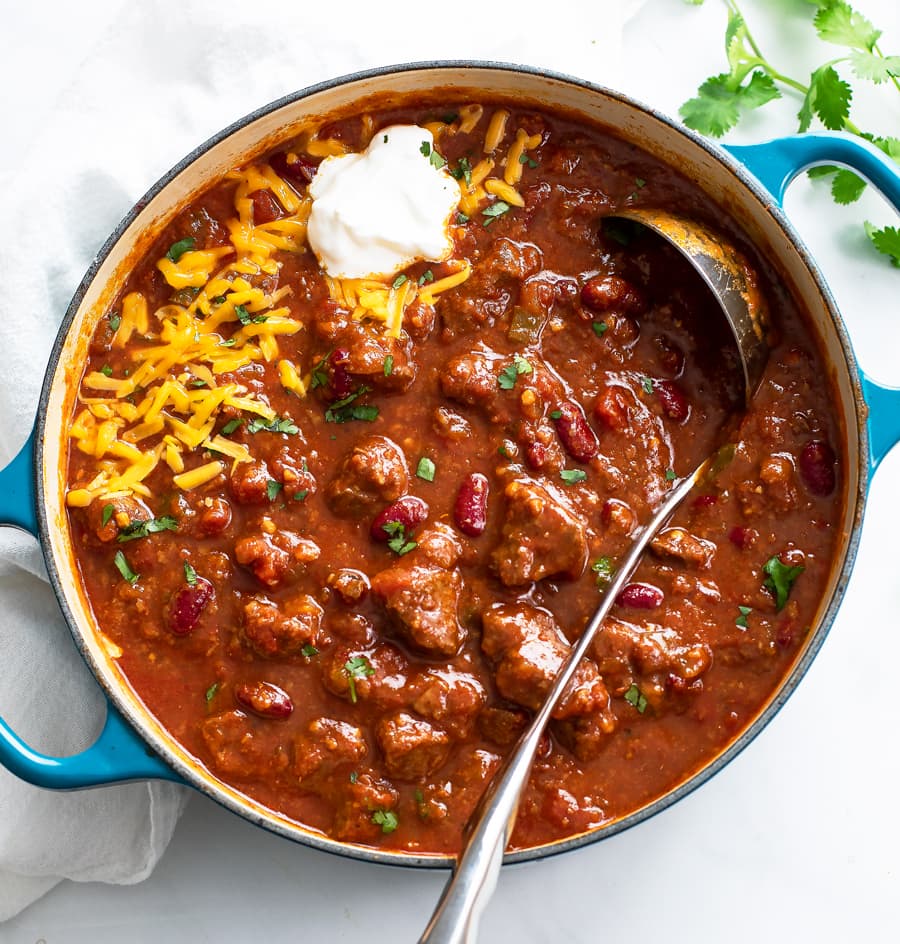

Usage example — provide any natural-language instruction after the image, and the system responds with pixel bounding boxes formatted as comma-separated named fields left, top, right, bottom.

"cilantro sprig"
left=344, top=656, right=375, bottom=704
left=116, top=516, right=178, bottom=543
left=498, top=354, right=533, bottom=390
left=680, top=0, right=900, bottom=267
left=762, top=555, right=805, bottom=611
left=324, top=385, right=379, bottom=424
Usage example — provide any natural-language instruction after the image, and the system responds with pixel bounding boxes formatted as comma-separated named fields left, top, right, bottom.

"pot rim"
left=34, top=59, right=870, bottom=869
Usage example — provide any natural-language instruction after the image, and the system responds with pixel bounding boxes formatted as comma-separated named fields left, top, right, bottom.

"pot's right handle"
left=725, top=132, right=900, bottom=473
left=0, top=431, right=181, bottom=788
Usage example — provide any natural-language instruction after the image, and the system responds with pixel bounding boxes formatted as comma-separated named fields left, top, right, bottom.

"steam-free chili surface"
left=65, top=97, right=842, bottom=854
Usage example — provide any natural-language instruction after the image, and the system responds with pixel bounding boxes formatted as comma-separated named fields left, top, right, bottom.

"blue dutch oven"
left=0, top=63, right=898, bottom=866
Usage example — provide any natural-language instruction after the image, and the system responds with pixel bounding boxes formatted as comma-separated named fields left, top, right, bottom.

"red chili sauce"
left=64, top=97, right=842, bottom=854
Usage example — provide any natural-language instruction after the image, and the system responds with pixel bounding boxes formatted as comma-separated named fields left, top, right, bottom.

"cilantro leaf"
left=762, top=556, right=804, bottom=610
left=814, top=0, right=880, bottom=51
left=344, top=656, right=375, bottom=703
left=205, top=682, right=219, bottom=703
left=324, top=386, right=379, bottom=424
left=371, top=809, right=399, bottom=834
left=309, top=351, right=331, bottom=390
left=247, top=415, right=299, bottom=435
left=864, top=223, right=900, bottom=267
left=449, top=157, right=473, bottom=185
left=560, top=469, right=587, bottom=485
left=220, top=418, right=244, bottom=436
left=116, top=516, right=178, bottom=543
left=624, top=683, right=648, bottom=714
left=382, top=521, right=418, bottom=556
left=798, top=65, right=852, bottom=132
left=740, top=71, right=781, bottom=109
left=266, top=480, right=282, bottom=501
left=831, top=169, right=867, bottom=204
left=679, top=74, right=742, bottom=137
left=235, top=304, right=267, bottom=325
left=429, top=149, right=447, bottom=170
left=392, top=274, right=408, bottom=289
left=101, top=504, right=114, bottom=527
left=301, top=644, right=318, bottom=658
left=383, top=355, right=394, bottom=376
left=592, top=321, right=608, bottom=337
left=497, top=355, right=533, bottom=390
left=114, top=550, right=139, bottom=584
left=735, top=604, right=752, bottom=629
left=641, top=376, right=654, bottom=395
left=416, top=457, right=436, bottom=482
left=166, top=237, right=195, bottom=263
left=184, top=562, right=198, bottom=586
left=592, top=557, right=614, bottom=587
left=482, top=200, right=511, bottom=226
left=849, top=50, right=900, bottom=84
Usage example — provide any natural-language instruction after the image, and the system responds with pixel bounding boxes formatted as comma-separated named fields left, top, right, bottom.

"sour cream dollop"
left=306, top=125, right=460, bottom=280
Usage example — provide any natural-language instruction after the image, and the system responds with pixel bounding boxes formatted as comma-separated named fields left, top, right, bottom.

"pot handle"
left=0, top=430, right=181, bottom=788
left=725, top=132, right=900, bottom=472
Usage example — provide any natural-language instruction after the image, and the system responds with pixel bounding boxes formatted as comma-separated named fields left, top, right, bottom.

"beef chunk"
left=440, top=345, right=503, bottom=410
left=332, top=772, right=399, bottom=843
left=376, top=710, right=451, bottom=779
left=87, top=495, right=151, bottom=543
left=415, top=522, right=464, bottom=569
left=240, top=593, right=323, bottom=658
left=327, top=568, right=370, bottom=604
left=314, top=307, right=415, bottom=392
left=293, top=718, right=367, bottom=783
left=491, top=477, right=588, bottom=586
left=481, top=604, right=610, bottom=722
left=325, top=436, right=409, bottom=517
left=234, top=530, right=320, bottom=586
left=199, top=710, right=278, bottom=779
left=229, top=460, right=272, bottom=505
left=412, top=669, right=486, bottom=739
left=440, top=239, right=542, bottom=335
left=650, top=527, right=716, bottom=569
left=477, top=706, right=529, bottom=747
left=371, top=563, right=465, bottom=657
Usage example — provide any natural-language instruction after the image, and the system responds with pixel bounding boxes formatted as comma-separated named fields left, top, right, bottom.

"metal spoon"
left=418, top=209, right=771, bottom=944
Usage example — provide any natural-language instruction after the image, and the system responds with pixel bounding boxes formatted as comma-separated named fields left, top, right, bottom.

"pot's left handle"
left=725, top=132, right=900, bottom=473
left=0, top=429, right=180, bottom=788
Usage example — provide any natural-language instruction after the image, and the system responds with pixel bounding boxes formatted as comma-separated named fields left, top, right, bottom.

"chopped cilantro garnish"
left=518, top=153, right=539, bottom=168
left=429, top=149, right=447, bottom=170
left=592, top=321, right=608, bottom=337
left=247, top=415, right=299, bottom=435
left=482, top=200, right=511, bottom=226
left=184, top=562, right=198, bottom=586
left=166, top=237, right=196, bottom=263
left=560, top=469, right=587, bottom=485
left=100, top=364, right=113, bottom=377
left=302, top=644, right=319, bottom=658
left=624, top=683, right=648, bottom=714
left=665, top=468, right=677, bottom=482
left=101, top=504, right=114, bottom=528
left=293, top=489, right=309, bottom=502
left=109, top=313, right=121, bottom=331
left=641, top=376, right=654, bottom=395
left=235, top=304, right=267, bottom=325
left=635, top=177, right=646, bottom=188
left=113, top=550, right=139, bottom=584
left=416, top=457, right=436, bottom=482
left=220, top=418, right=243, bottom=436
left=382, top=521, right=418, bottom=556
left=344, top=656, right=375, bottom=703
left=325, top=386, right=379, bottom=424
left=441, top=112, right=458, bottom=124
left=383, top=354, right=394, bottom=377
left=266, top=480, right=283, bottom=501
left=549, top=410, right=562, bottom=420
left=392, top=274, right=408, bottom=289
left=371, top=809, right=398, bottom=834
left=419, top=141, right=431, bottom=157
left=762, top=556, right=804, bottom=611
left=498, top=354, right=533, bottom=390
left=309, top=351, right=331, bottom=390
left=116, top=516, right=178, bottom=543
left=591, top=556, right=614, bottom=587
left=219, top=338, right=237, bottom=347
left=349, top=770, right=359, bottom=784
left=449, top=157, right=473, bottom=186
left=383, top=134, right=388, bottom=143
left=418, top=270, right=434, bottom=286
left=735, top=605, right=752, bottom=629
left=456, top=212, right=469, bottom=224
left=205, top=682, right=219, bottom=703
left=498, top=445, right=510, bottom=459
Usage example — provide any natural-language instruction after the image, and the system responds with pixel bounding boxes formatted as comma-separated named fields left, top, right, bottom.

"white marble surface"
left=2, top=0, right=900, bottom=940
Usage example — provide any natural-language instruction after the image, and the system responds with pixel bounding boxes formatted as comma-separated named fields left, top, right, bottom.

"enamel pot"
left=1, top=62, right=899, bottom=867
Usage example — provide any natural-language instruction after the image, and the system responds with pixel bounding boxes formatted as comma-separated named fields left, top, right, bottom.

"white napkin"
left=0, top=0, right=647, bottom=921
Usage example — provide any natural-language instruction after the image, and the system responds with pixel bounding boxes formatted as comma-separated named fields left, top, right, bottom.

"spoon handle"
left=418, top=458, right=712, bottom=944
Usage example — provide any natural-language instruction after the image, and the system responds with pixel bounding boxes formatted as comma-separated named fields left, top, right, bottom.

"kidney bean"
left=269, top=151, right=318, bottom=185
left=798, top=440, right=836, bottom=496
left=580, top=275, right=644, bottom=314
left=594, top=386, right=630, bottom=431
left=235, top=681, right=294, bottom=719
left=728, top=526, right=759, bottom=551
left=692, top=494, right=718, bottom=510
left=525, top=441, right=551, bottom=470
left=168, top=577, right=214, bottom=636
left=371, top=496, right=430, bottom=542
left=454, top=473, right=490, bottom=536
left=249, top=189, right=283, bottom=225
left=553, top=402, right=599, bottom=462
left=329, top=349, right=354, bottom=399
left=655, top=380, right=689, bottom=423
left=616, top=582, right=663, bottom=609
left=654, top=335, right=684, bottom=377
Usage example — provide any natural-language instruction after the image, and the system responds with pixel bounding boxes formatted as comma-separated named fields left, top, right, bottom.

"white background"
left=2, top=0, right=899, bottom=940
